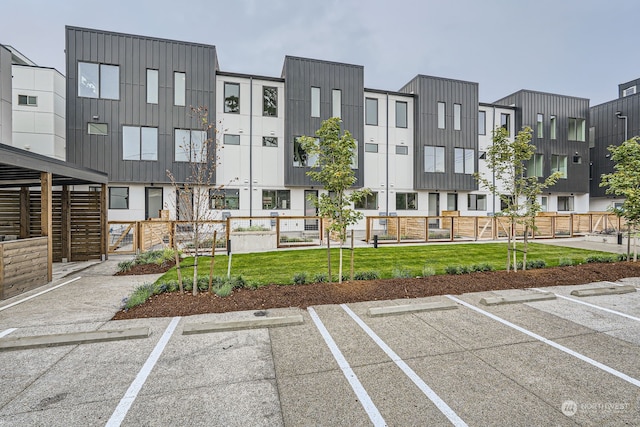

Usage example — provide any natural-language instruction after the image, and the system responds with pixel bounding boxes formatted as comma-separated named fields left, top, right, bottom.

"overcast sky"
left=2, top=0, right=637, bottom=106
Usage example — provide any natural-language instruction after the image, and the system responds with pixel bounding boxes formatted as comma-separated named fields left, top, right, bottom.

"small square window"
left=396, top=146, right=408, bottom=155
left=109, top=187, right=129, bottom=209
left=224, top=134, right=240, bottom=145
left=365, top=143, right=378, bottom=153
left=88, top=123, right=108, bottom=135
left=263, top=136, right=278, bottom=147
left=18, top=95, right=37, bottom=106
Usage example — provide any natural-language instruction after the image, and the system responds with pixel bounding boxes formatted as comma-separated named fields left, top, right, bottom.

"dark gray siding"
left=590, top=94, right=640, bottom=197
left=0, top=46, right=11, bottom=146
left=65, top=27, right=217, bottom=184
left=400, top=75, right=478, bottom=191
left=618, top=78, right=640, bottom=98
left=282, top=56, right=364, bottom=187
left=495, top=90, right=590, bottom=194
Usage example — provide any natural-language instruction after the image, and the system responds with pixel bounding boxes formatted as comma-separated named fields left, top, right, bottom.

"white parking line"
left=0, top=328, right=17, bottom=338
left=446, top=295, right=640, bottom=389
left=531, top=288, right=640, bottom=322
left=341, top=304, right=468, bottom=427
left=106, top=317, right=181, bottom=427
left=307, top=307, right=385, bottom=427
left=0, top=277, right=81, bottom=312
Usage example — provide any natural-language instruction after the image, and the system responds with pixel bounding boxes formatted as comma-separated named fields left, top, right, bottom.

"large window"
left=262, top=190, right=290, bottom=210
left=109, top=187, right=129, bottom=209
left=366, top=98, right=378, bottom=125
left=147, top=69, right=158, bottom=104
left=537, top=113, right=544, bottom=138
left=293, top=137, right=318, bottom=167
left=355, top=192, right=378, bottom=210
left=526, top=154, right=544, bottom=177
left=311, top=87, right=320, bottom=117
left=551, top=154, right=567, bottom=178
left=396, top=192, right=417, bottom=210
left=558, top=196, right=574, bottom=211
left=122, top=126, right=158, bottom=161
left=550, top=115, right=557, bottom=139
left=568, top=118, right=586, bottom=141
left=454, top=148, right=474, bottom=174
left=500, top=113, right=510, bottom=133
left=453, top=103, right=461, bottom=131
left=78, top=62, right=119, bottom=99
left=424, top=146, right=445, bottom=173
left=210, top=189, right=240, bottom=210
left=468, top=194, right=487, bottom=211
left=174, top=72, right=186, bottom=106
left=224, top=82, right=240, bottom=113
left=18, top=95, right=37, bottom=106
left=478, top=110, right=486, bottom=135
left=437, top=102, right=445, bottom=129
left=332, top=89, right=341, bottom=118
left=263, top=86, right=277, bottom=117
left=396, top=101, right=407, bottom=128
left=263, top=136, right=278, bottom=147
left=175, top=129, right=207, bottom=163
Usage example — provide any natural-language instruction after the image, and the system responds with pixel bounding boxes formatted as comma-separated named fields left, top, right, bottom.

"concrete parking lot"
left=0, top=256, right=639, bottom=426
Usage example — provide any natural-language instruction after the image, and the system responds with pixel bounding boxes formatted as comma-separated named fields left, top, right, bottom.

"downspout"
left=386, top=92, right=390, bottom=217
left=492, top=105, right=496, bottom=216
left=249, top=76, right=253, bottom=218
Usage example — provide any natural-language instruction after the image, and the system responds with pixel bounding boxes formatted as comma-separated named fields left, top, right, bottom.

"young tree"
left=476, top=126, right=560, bottom=270
left=600, top=136, right=640, bottom=261
left=299, top=117, right=369, bottom=283
left=167, top=106, right=222, bottom=295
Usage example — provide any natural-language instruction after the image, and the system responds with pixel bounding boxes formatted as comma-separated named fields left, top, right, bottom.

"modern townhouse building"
left=65, top=26, right=599, bottom=230
left=0, top=45, right=65, bottom=160
left=589, top=78, right=640, bottom=211
left=494, top=90, right=591, bottom=213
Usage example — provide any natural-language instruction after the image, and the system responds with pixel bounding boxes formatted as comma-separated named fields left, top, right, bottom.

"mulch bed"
left=114, top=260, right=176, bottom=276
left=112, top=262, right=640, bottom=320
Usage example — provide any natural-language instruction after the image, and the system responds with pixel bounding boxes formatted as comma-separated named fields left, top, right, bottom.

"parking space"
left=0, top=268, right=639, bottom=425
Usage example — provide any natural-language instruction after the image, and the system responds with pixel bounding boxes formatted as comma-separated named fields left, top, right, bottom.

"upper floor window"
left=537, top=113, right=544, bottom=138
left=453, top=103, right=461, bottom=130
left=551, top=154, right=567, bottom=178
left=396, top=101, right=408, bottom=128
left=122, top=126, right=158, bottom=161
left=18, top=95, right=37, bottom=106
left=147, top=69, right=158, bottom=104
left=568, top=118, right=585, bottom=141
left=109, top=187, right=129, bottom=209
left=174, top=72, right=186, bottom=106
left=78, top=62, right=119, bottom=100
left=88, top=123, right=108, bottom=135
left=454, top=148, right=474, bottom=174
left=332, top=89, right=341, bottom=119
left=293, top=137, right=318, bottom=167
left=437, top=102, right=445, bottom=129
left=396, top=145, right=408, bottom=155
left=623, top=86, right=637, bottom=97
left=424, top=145, right=445, bottom=173
left=263, top=86, right=277, bottom=117
left=311, top=87, right=320, bottom=117
left=478, top=110, right=486, bottom=135
left=500, top=113, right=510, bottom=133
left=365, top=143, right=378, bottom=153
left=224, top=134, right=240, bottom=145
left=550, top=115, right=557, bottom=139
left=263, top=136, right=278, bottom=147
left=224, top=82, right=240, bottom=113
left=526, top=154, right=544, bottom=177
left=365, top=98, right=378, bottom=125
left=175, top=129, right=207, bottom=163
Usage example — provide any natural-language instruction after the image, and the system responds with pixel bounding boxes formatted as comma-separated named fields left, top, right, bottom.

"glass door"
left=304, top=190, right=319, bottom=230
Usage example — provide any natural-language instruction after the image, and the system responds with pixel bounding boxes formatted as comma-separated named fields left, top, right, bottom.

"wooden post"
left=61, top=186, right=71, bottom=261
left=100, top=184, right=108, bottom=260
left=19, top=187, right=30, bottom=239
left=40, top=172, right=53, bottom=282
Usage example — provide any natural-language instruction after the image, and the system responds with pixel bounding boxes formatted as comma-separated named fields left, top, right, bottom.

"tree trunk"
left=350, top=230, right=355, bottom=281
left=522, top=225, right=529, bottom=270
left=192, top=223, right=199, bottom=296
left=327, top=229, right=331, bottom=283
left=338, top=243, right=343, bottom=284
left=174, top=237, right=183, bottom=294
left=208, top=230, right=217, bottom=293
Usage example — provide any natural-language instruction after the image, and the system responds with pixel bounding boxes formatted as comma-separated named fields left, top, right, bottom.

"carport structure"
left=0, top=144, right=108, bottom=299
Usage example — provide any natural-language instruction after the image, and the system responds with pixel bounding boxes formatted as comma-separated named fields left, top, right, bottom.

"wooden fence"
left=0, top=237, right=48, bottom=300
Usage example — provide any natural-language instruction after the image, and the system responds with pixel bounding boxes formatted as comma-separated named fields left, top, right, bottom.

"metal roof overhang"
left=0, top=144, right=108, bottom=188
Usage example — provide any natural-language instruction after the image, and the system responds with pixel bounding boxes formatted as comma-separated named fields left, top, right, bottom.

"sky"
left=2, top=0, right=638, bottom=106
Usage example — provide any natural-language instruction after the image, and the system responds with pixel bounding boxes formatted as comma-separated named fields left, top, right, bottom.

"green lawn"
left=156, top=242, right=613, bottom=286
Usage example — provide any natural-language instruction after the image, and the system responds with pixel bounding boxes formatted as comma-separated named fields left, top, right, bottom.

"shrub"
left=246, top=280, right=262, bottom=290
left=354, top=271, right=381, bottom=280
left=516, top=260, right=547, bottom=270
left=617, top=253, right=629, bottom=262
left=233, top=225, right=270, bottom=232
left=123, top=283, right=155, bottom=310
left=558, top=257, right=574, bottom=267
left=292, top=272, right=307, bottom=285
left=585, top=254, right=615, bottom=264
left=214, top=283, right=233, bottom=297
left=117, top=260, right=134, bottom=273
left=233, top=275, right=246, bottom=289
left=445, top=265, right=470, bottom=275
left=392, top=266, right=412, bottom=278
left=421, top=265, right=436, bottom=277
left=313, top=273, right=328, bottom=283
left=471, top=263, right=494, bottom=272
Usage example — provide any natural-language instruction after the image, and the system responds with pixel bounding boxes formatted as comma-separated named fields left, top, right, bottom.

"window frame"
left=109, top=187, right=129, bottom=209
left=568, top=117, right=585, bottom=141
left=537, top=113, right=544, bottom=138
left=18, top=95, right=37, bottom=106
left=551, top=154, right=568, bottom=179
left=262, top=189, right=291, bottom=210
left=454, top=148, right=474, bottom=174
left=550, top=115, right=557, bottom=140
left=365, top=97, right=378, bottom=126
left=453, top=103, right=461, bottom=131
left=526, top=153, right=544, bottom=177
left=122, top=125, right=158, bottom=161
left=147, top=69, right=159, bottom=104
left=78, top=62, right=120, bottom=100
left=468, top=194, right=487, bottom=211
left=396, top=192, right=417, bottom=210
left=223, top=134, right=240, bottom=145
left=174, top=72, right=186, bottom=106
left=88, top=123, right=108, bottom=136
left=224, top=82, right=240, bottom=113
left=209, top=188, right=240, bottom=210
left=355, top=192, right=378, bottom=210
left=262, top=136, right=278, bottom=147
left=332, top=89, right=341, bottom=119
left=311, top=87, right=320, bottom=118
left=437, top=102, right=445, bottom=129
left=424, top=145, right=445, bottom=173
left=500, top=113, right=510, bottom=133
left=396, top=101, right=408, bottom=128
left=263, top=86, right=278, bottom=117
left=478, top=110, right=486, bottom=135
left=174, top=129, right=208, bottom=163
left=557, top=196, right=574, bottom=212
left=396, top=145, right=408, bottom=155
left=365, top=143, right=378, bottom=153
